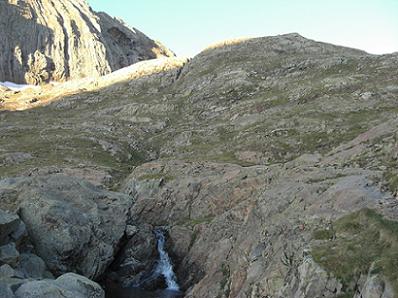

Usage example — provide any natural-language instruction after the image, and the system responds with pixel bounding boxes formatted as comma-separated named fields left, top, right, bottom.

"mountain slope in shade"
left=0, top=0, right=174, bottom=84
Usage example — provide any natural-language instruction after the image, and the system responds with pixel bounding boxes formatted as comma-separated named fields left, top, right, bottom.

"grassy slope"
left=313, top=209, right=398, bottom=297
left=1, top=42, right=398, bottom=185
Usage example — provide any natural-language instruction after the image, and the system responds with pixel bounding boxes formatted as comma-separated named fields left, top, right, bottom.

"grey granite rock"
left=0, top=243, right=19, bottom=267
left=0, top=210, right=20, bottom=246
left=17, top=253, right=49, bottom=279
left=14, top=273, right=104, bottom=298
left=0, top=0, right=173, bottom=84
left=0, top=282, right=15, bottom=298
left=16, top=174, right=132, bottom=279
left=0, top=264, right=19, bottom=279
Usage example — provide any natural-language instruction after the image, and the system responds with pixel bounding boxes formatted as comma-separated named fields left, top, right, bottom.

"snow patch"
left=0, top=81, right=38, bottom=91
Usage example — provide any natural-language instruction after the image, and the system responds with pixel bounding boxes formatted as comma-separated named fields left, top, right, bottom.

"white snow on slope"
left=0, top=81, right=37, bottom=91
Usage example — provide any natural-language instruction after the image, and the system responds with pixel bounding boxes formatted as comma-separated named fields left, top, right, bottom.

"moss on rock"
left=312, top=208, right=398, bottom=295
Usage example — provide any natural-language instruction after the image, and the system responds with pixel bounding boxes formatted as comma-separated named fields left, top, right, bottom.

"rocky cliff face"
left=0, top=0, right=173, bottom=84
left=1, top=34, right=398, bottom=298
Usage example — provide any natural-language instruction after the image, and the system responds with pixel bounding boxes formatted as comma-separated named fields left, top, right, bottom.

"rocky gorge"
left=0, top=2, right=398, bottom=297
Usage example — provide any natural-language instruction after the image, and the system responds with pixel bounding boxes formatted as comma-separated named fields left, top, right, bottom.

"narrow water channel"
left=105, top=228, right=183, bottom=298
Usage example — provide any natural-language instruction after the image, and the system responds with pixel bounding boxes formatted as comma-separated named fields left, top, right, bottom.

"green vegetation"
left=189, top=229, right=199, bottom=249
left=312, top=208, right=398, bottom=296
left=384, top=170, right=398, bottom=195
left=264, top=97, right=289, bottom=109
left=0, top=123, right=137, bottom=183
left=313, top=228, right=335, bottom=240
left=182, top=216, right=215, bottom=227
left=2, top=36, right=398, bottom=190
left=307, top=173, right=347, bottom=184
left=217, top=263, right=231, bottom=298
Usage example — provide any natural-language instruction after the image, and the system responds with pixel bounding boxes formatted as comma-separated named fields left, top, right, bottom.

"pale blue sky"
left=89, top=0, right=398, bottom=57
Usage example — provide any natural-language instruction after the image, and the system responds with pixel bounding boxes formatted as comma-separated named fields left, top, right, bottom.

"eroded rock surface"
left=0, top=174, right=132, bottom=279
left=121, top=157, right=397, bottom=297
left=0, top=207, right=104, bottom=297
left=0, top=0, right=173, bottom=84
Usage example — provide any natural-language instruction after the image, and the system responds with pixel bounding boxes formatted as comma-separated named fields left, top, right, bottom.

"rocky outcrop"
left=355, top=274, right=394, bottom=298
left=14, top=273, right=105, bottom=298
left=0, top=174, right=133, bottom=280
left=0, top=0, right=174, bottom=84
left=285, top=258, right=342, bottom=298
left=106, top=224, right=161, bottom=289
left=121, top=158, right=396, bottom=297
left=0, top=208, right=105, bottom=297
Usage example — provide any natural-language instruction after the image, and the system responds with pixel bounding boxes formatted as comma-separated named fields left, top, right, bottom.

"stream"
left=105, top=228, right=183, bottom=298
left=153, top=228, right=180, bottom=291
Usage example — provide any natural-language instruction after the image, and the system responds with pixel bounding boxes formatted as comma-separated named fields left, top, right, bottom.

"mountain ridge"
left=0, top=0, right=174, bottom=85
left=0, top=32, right=379, bottom=111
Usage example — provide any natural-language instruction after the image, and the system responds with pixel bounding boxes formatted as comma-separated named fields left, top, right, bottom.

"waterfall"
left=154, top=228, right=180, bottom=291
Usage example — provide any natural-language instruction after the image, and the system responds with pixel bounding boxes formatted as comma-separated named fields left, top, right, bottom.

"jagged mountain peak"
left=0, top=0, right=174, bottom=84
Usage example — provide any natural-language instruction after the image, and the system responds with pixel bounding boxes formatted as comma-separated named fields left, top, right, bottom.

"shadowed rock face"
left=0, top=0, right=174, bottom=84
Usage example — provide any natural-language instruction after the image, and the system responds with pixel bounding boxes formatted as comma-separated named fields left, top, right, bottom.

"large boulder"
left=0, top=243, right=19, bottom=267
left=17, top=253, right=50, bottom=279
left=2, top=174, right=132, bottom=279
left=0, top=207, right=104, bottom=298
left=14, top=273, right=104, bottom=298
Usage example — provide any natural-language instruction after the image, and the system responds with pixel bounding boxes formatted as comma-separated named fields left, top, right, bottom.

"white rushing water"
left=154, top=229, right=180, bottom=291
